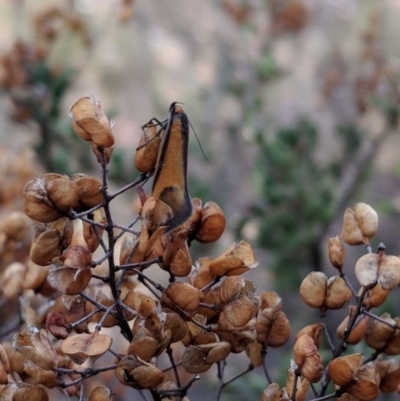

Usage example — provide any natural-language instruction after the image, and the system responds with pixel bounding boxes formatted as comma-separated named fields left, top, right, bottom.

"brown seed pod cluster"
left=2, top=88, right=400, bottom=401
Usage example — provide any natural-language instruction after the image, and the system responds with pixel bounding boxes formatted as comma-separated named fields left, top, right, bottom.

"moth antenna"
left=189, top=119, right=211, bottom=166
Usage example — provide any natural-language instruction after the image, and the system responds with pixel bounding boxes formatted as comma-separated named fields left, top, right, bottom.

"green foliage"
left=242, top=120, right=346, bottom=289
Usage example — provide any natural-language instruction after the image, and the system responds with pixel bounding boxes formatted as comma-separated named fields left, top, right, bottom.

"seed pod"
left=141, top=196, right=173, bottom=233
left=165, top=312, right=188, bottom=343
left=337, top=309, right=369, bottom=345
left=293, top=334, right=324, bottom=383
left=163, top=282, right=204, bottom=316
left=47, top=217, right=74, bottom=250
left=295, top=324, right=324, bottom=348
left=47, top=264, right=92, bottom=295
left=123, top=291, right=157, bottom=319
left=377, top=255, right=400, bottom=290
left=259, top=291, right=282, bottom=311
left=92, top=291, right=118, bottom=327
left=23, top=179, right=62, bottom=223
left=219, top=276, right=254, bottom=304
left=12, top=326, right=57, bottom=370
left=82, top=208, right=105, bottom=252
left=45, top=311, right=69, bottom=339
left=382, top=317, right=400, bottom=355
left=69, top=96, right=115, bottom=148
left=246, top=340, right=263, bottom=367
left=342, top=203, right=378, bottom=245
left=13, top=386, right=49, bottom=401
left=30, top=228, right=62, bottom=266
left=194, top=201, right=226, bottom=243
left=355, top=253, right=400, bottom=290
left=261, top=383, right=281, bottom=401
left=299, top=272, right=327, bottom=308
left=377, top=359, right=400, bottom=393
left=44, top=174, right=80, bottom=212
left=186, top=197, right=203, bottom=234
left=286, top=369, right=310, bottom=401
left=201, top=341, right=231, bottom=363
left=362, top=284, right=390, bottom=309
left=73, top=174, right=103, bottom=209
left=223, top=295, right=257, bottom=327
left=354, top=254, right=378, bottom=289
left=265, top=311, right=290, bottom=347
left=182, top=345, right=212, bottom=373
left=0, top=344, right=10, bottom=384
left=352, top=203, right=378, bottom=239
left=365, top=313, right=396, bottom=350
left=1, top=212, right=31, bottom=241
left=162, top=231, right=192, bottom=277
left=134, top=122, right=163, bottom=173
left=197, top=287, right=221, bottom=321
left=61, top=332, right=113, bottom=365
left=2, top=262, right=26, bottom=299
left=328, top=236, right=345, bottom=271
left=115, top=355, right=164, bottom=389
left=192, top=257, right=214, bottom=289
left=88, top=386, right=114, bottom=401
left=128, top=331, right=159, bottom=361
left=325, top=276, right=352, bottom=309
left=91, top=142, right=114, bottom=164
left=209, top=241, right=258, bottom=277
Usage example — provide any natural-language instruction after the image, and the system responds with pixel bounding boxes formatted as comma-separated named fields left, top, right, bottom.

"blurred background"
left=1, top=0, right=400, bottom=399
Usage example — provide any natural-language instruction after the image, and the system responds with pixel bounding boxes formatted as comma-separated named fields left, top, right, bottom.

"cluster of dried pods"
left=1, top=97, right=399, bottom=401
left=0, top=97, right=288, bottom=401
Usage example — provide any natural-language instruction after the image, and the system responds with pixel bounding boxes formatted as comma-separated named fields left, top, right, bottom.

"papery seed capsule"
left=328, top=236, right=345, bottom=271
left=362, top=284, right=390, bottom=309
left=69, top=96, right=115, bottom=148
left=328, top=353, right=363, bottom=387
left=365, top=313, right=396, bottom=350
left=23, top=179, right=62, bottom=223
left=337, top=312, right=369, bottom=345
left=352, top=202, right=378, bottom=239
left=325, top=276, right=352, bottom=309
left=73, top=174, right=103, bottom=208
left=182, top=345, right=212, bottom=373
left=194, top=201, right=226, bottom=243
left=44, top=174, right=80, bottom=212
left=293, top=334, right=323, bottom=383
left=30, top=229, right=62, bottom=266
left=134, top=122, right=163, bottom=173
left=299, top=272, right=327, bottom=308
left=342, top=207, right=364, bottom=245
left=163, top=282, right=204, bottom=316
left=354, top=254, right=378, bottom=289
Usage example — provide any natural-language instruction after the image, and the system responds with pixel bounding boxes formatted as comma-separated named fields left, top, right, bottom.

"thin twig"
left=309, top=392, right=340, bottom=401
left=108, top=173, right=150, bottom=201
left=260, top=348, right=272, bottom=384
left=99, top=149, right=133, bottom=342
left=340, top=272, right=358, bottom=298
left=319, top=315, right=335, bottom=353
left=80, top=292, right=119, bottom=318
left=222, top=364, right=254, bottom=388
left=361, top=309, right=397, bottom=328
left=156, top=375, right=201, bottom=397
left=291, top=369, right=300, bottom=401
left=67, top=308, right=100, bottom=330
left=112, top=223, right=140, bottom=236
left=95, top=301, right=117, bottom=332
left=166, top=345, right=181, bottom=388
left=214, top=360, right=226, bottom=401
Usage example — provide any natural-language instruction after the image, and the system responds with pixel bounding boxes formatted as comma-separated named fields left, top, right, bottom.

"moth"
left=150, top=102, right=192, bottom=232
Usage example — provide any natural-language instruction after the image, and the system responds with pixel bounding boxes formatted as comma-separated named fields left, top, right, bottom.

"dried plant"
left=0, top=96, right=399, bottom=401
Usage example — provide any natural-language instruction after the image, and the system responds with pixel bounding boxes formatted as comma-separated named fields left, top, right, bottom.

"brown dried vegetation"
left=0, top=95, right=399, bottom=401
